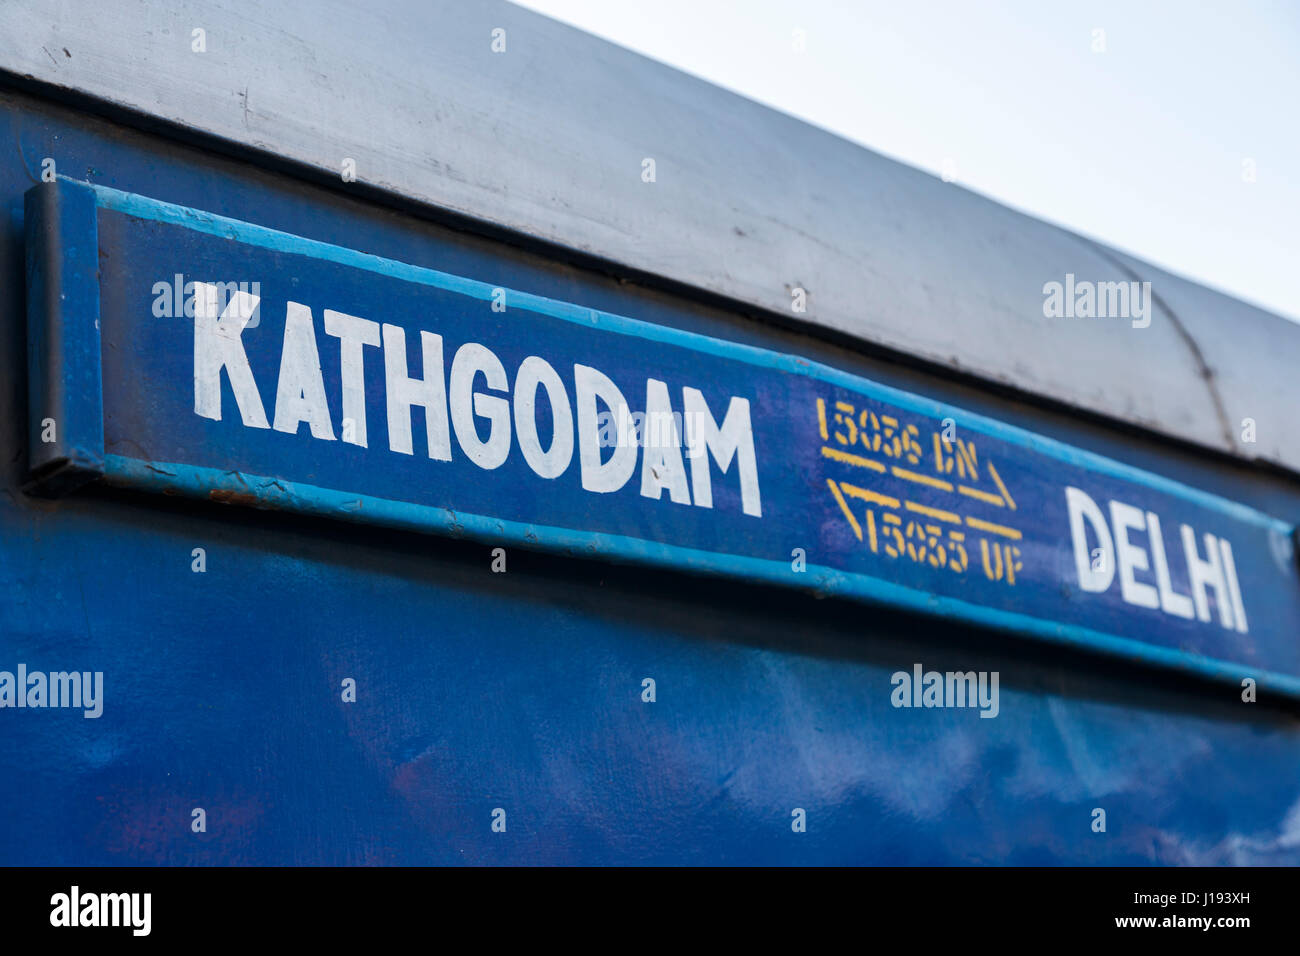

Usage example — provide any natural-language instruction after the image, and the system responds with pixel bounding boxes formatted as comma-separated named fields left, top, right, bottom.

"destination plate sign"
left=25, top=180, right=1300, bottom=695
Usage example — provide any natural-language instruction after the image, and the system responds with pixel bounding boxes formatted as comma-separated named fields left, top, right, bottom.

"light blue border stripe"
left=101, top=455, right=1300, bottom=700
left=85, top=180, right=1291, bottom=534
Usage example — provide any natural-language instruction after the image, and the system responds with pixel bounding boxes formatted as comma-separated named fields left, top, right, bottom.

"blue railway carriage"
left=1, top=1, right=1297, bottom=865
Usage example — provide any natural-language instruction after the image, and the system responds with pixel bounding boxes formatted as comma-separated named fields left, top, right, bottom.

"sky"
left=512, top=0, right=1300, bottom=322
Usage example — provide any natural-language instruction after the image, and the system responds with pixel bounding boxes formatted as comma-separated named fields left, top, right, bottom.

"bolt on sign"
left=25, top=180, right=1300, bottom=697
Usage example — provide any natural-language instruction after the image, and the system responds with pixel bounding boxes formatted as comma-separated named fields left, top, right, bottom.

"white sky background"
left=512, top=0, right=1300, bottom=322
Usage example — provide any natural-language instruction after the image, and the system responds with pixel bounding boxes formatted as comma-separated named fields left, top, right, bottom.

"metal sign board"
left=25, top=180, right=1300, bottom=696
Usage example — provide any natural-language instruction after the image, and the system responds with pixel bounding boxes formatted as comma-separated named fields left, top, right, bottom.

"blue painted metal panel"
left=1, top=90, right=1299, bottom=866
left=2, top=500, right=1296, bottom=866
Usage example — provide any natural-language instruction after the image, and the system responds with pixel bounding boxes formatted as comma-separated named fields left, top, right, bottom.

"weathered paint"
left=1, top=88, right=1299, bottom=865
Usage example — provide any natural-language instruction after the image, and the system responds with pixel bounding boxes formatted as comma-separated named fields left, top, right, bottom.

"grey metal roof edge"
left=2, top=0, right=1295, bottom=475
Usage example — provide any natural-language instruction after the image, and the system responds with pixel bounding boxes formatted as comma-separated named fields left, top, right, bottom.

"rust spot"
left=208, top=489, right=261, bottom=507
